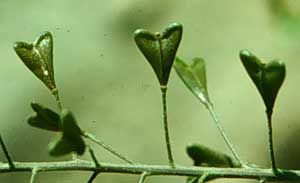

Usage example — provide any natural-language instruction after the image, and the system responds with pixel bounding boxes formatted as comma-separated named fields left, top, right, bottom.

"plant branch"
left=138, top=172, right=149, bottom=183
left=197, top=171, right=209, bottom=183
left=187, top=171, right=209, bottom=183
left=0, top=135, right=15, bottom=169
left=266, top=113, right=278, bottom=173
left=87, top=172, right=100, bottom=183
left=0, top=161, right=299, bottom=181
left=29, top=168, right=38, bottom=183
left=206, top=104, right=245, bottom=167
left=87, top=147, right=101, bottom=183
left=51, top=88, right=62, bottom=111
left=259, top=179, right=266, bottom=183
left=89, top=148, right=101, bottom=167
left=187, top=177, right=198, bottom=183
left=160, top=86, right=175, bottom=168
left=83, top=132, right=134, bottom=164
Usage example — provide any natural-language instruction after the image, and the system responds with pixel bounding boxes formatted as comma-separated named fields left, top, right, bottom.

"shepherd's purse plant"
left=0, top=22, right=299, bottom=183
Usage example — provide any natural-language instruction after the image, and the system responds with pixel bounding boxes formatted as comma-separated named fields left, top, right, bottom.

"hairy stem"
left=160, top=86, right=175, bottom=168
left=0, top=135, right=15, bottom=170
left=267, top=113, right=278, bottom=174
left=83, top=132, right=134, bottom=164
left=206, top=104, right=244, bottom=167
left=0, top=161, right=299, bottom=182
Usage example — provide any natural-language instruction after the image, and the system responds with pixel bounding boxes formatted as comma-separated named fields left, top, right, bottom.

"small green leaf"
left=14, top=32, right=56, bottom=91
left=174, top=57, right=210, bottom=106
left=186, top=144, right=239, bottom=183
left=240, top=50, right=286, bottom=116
left=28, top=102, right=61, bottom=131
left=48, top=109, right=85, bottom=156
left=48, top=136, right=78, bottom=156
left=61, top=110, right=83, bottom=140
left=186, top=144, right=239, bottom=167
left=134, top=22, right=183, bottom=86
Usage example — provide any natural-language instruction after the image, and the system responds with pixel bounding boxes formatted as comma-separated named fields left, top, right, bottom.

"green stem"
left=83, top=132, right=134, bottom=164
left=29, top=168, right=38, bottom=183
left=259, top=179, right=266, bottom=183
left=160, top=86, right=175, bottom=168
left=87, top=147, right=101, bottom=182
left=138, top=172, right=149, bottom=183
left=89, top=147, right=101, bottom=167
left=206, top=104, right=244, bottom=167
left=71, top=153, right=78, bottom=161
left=87, top=172, right=100, bottom=183
left=1, top=161, right=299, bottom=181
left=187, top=177, right=199, bottom=183
left=52, top=88, right=62, bottom=111
left=198, top=171, right=209, bottom=183
left=266, top=113, right=278, bottom=174
left=0, top=135, right=15, bottom=170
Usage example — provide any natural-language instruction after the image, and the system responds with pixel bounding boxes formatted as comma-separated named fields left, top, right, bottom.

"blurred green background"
left=1, top=0, right=300, bottom=182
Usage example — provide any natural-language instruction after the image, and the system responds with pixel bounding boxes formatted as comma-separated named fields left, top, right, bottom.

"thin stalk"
left=160, top=86, right=175, bottom=168
left=72, top=153, right=78, bottom=161
left=0, top=135, right=15, bottom=169
left=52, top=88, right=62, bottom=111
left=29, top=168, right=38, bottom=183
left=138, top=172, right=149, bottom=183
left=259, top=179, right=266, bottom=183
left=87, top=172, right=100, bottom=183
left=206, top=104, right=244, bottom=167
left=187, top=172, right=209, bottom=183
left=89, top=147, right=101, bottom=167
left=83, top=132, right=134, bottom=164
left=87, top=147, right=101, bottom=182
left=198, top=172, right=209, bottom=183
left=266, top=113, right=278, bottom=174
left=187, top=177, right=198, bottom=183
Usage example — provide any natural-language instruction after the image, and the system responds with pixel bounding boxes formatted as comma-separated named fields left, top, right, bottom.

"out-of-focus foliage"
left=268, top=0, right=300, bottom=36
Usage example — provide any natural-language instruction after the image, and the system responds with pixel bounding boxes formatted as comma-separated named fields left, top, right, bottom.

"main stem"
left=0, top=161, right=299, bottom=182
left=206, top=104, right=244, bottom=167
left=160, top=86, right=175, bottom=168
left=266, top=113, right=277, bottom=174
